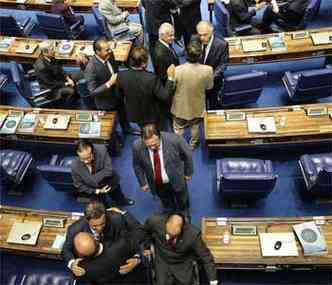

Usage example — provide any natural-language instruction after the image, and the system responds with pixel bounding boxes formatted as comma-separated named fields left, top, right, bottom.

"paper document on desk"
left=7, top=222, right=43, bottom=246
left=44, top=114, right=71, bottom=130
left=268, top=35, right=286, bottom=52
left=241, top=39, right=268, bottom=52
left=15, top=42, right=38, bottom=54
left=79, top=122, right=101, bottom=138
left=247, top=117, right=276, bottom=133
left=259, top=233, right=299, bottom=257
left=57, top=41, right=74, bottom=56
left=76, top=44, right=94, bottom=56
left=17, top=113, right=38, bottom=133
left=52, top=235, right=66, bottom=250
left=0, top=37, right=15, bottom=52
left=311, top=32, right=332, bottom=45
left=16, top=0, right=27, bottom=4
left=0, top=115, right=22, bottom=134
left=293, top=221, right=328, bottom=256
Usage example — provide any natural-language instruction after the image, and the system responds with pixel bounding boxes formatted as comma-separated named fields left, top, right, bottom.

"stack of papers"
left=79, top=122, right=101, bottom=138
left=0, top=114, right=23, bottom=134
left=311, top=32, right=332, bottom=45
left=17, top=113, right=38, bottom=133
left=44, top=114, right=71, bottom=130
left=259, top=233, right=299, bottom=257
left=268, top=35, right=287, bottom=52
left=0, top=38, right=15, bottom=52
left=15, top=42, right=38, bottom=54
left=247, top=117, right=276, bottom=133
left=57, top=41, right=74, bottom=56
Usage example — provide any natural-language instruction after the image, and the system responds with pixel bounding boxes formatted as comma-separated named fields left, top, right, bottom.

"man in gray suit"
left=71, top=140, right=134, bottom=208
left=132, top=124, right=193, bottom=214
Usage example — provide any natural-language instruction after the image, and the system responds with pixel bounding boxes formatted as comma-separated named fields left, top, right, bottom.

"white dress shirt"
left=203, top=34, right=214, bottom=64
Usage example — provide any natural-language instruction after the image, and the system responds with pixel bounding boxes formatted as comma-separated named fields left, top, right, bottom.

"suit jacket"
left=132, top=132, right=193, bottom=195
left=33, top=57, right=67, bottom=91
left=283, top=0, right=309, bottom=24
left=117, top=68, right=175, bottom=125
left=172, top=62, right=213, bottom=120
left=228, top=0, right=255, bottom=28
left=177, top=0, right=202, bottom=34
left=62, top=211, right=145, bottom=264
left=144, top=214, right=217, bottom=284
left=141, top=0, right=177, bottom=36
left=71, top=144, right=118, bottom=195
left=51, top=3, right=77, bottom=26
left=84, top=54, right=119, bottom=110
left=154, top=40, right=179, bottom=84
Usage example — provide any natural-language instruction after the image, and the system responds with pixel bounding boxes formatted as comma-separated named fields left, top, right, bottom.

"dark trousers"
left=53, top=86, right=76, bottom=108
left=155, top=183, right=189, bottom=214
left=148, top=33, right=159, bottom=69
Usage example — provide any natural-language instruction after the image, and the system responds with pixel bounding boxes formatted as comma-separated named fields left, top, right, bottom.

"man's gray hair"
left=158, top=23, right=174, bottom=38
left=196, top=20, right=214, bottom=32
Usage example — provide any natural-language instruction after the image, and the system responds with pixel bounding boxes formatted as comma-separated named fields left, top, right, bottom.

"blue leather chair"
left=0, top=15, right=35, bottom=37
left=219, top=71, right=267, bottom=107
left=216, top=158, right=277, bottom=200
left=36, top=12, right=84, bottom=39
left=299, top=153, right=332, bottom=197
left=37, top=155, right=75, bottom=192
left=0, top=73, right=8, bottom=90
left=214, top=0, right=252, bottom=37
left=282, top=68, right=332, bottom=102
left=92, top=6, right=110, bottom=38
left=9, top=61, right=61, bottom=107
left=0, top=149, right=33, bottom=187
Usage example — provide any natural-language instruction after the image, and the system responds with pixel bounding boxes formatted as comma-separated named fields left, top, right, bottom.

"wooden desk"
left=204, top=103, right=332, bottom=152
left=0, top=0, right=140, bottom=12
left=0, top=205, right=82, bottom=259
left=227, top=27, right=332, bottom=64
left=0, top=37, right=132, bottom=65
left=0, top=105, right=116, bottom=145
left=202, top=216, right=332, bottom=270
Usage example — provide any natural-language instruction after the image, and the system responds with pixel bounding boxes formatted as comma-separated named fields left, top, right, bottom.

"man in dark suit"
left=196, top=21, right=229, bottom=109
left=34, top=41, right=76, bottom=107
left=261, top=0, right=310, bottom=32
left=74, top=232, right=147, bottom=285
left=132, top=124, right=193, bottom=215
left=117, top=47, right=175, bottom=130
left=144, top=212, right=218, bottom=285
left=71, top=140, right=134, bottom=208
left=62, top=202, right=145, bottom=278
left=141, top=0, right=177, bottom=63
left=84, top=37, right=139, bottom=135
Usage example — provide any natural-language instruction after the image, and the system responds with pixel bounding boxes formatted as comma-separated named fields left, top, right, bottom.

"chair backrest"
left=10, top=61, right=33, bottom=99
left=299, top=0, right=321, bottom=28
left=92, top=6, right=109, bottom=38
left=214, top=0, right=231, bottom=37
left=221, top=71, right=267, bottom=106
left=36, top=13, right=69, bottom=38
left=295, top=68, right=332, bottom=99
left=315, top=167, right=332, bottom=194
left=0, top=16, right=23, bottom=37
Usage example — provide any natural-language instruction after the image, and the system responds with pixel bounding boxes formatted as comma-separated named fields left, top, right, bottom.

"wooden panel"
left=0, top=205, right=82, bottom=259
left=0, top=37, right=132, bottom=64
left=202, top=216, right=332, bottom=269
left=0, top=105, right=116, bottom=144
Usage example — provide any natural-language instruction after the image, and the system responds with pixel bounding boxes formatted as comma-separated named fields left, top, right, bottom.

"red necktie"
left=153, top=149, right=163, bottom=186
left=167, top=235, right=177, bottom=250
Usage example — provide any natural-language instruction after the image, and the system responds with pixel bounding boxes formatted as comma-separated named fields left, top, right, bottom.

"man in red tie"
left=132, top=124, right=193, bottom=215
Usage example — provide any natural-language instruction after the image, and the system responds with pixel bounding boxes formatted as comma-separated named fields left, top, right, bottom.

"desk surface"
left=0, top=105, right=116, bottom=144
left=0, top=205, right=81, bottom=259
left=0, top=0, right=140, bottom=12
left=202, top=216, right=332, bottom=269
left=227, top=27, right=332, bottom=64
left=204, top=103, right=332, bottom=150
left=0, top=37, right=132, bottom=64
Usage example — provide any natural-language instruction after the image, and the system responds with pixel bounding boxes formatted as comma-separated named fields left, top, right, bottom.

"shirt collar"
left=95, top=54, right=107, bottom=64
left=96, top=243, right=104, bottom=256
left=159, top=39, right=171, bottom=49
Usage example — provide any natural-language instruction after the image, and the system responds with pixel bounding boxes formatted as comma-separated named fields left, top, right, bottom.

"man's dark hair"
left=76, top=139, right=93, bottom=153
left=84, top=201, right=106, bottom=220
left=186, top=41, right=202, bottom=63
left=93, top=37, right=108, bottom=53
left=142, top=123, right=161, bottom=140
left=130, top=47, right=149, bottom=68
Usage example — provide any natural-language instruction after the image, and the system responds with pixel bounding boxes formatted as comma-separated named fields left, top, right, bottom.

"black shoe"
left=117, top=198, right=135, bottom=206
left=123, top=127, right=141, bottom=136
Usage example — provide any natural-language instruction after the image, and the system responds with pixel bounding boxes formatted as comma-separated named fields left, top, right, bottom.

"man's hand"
left=167, top=64, right=176, bottom=80
left=106, top=73, right=118, bottom=88
left=184, top=176, right=192, bottom=181
left=66, top=77, right=75, bottom=87
left=119, top=258, right=139, bottom=274
left=100, top=185, right=112, bottom=193
left=107, top=207, right=126, bottom=215
left=141, top=185, right=150, bottom=192
left=71, top=259, right=86, bottom=277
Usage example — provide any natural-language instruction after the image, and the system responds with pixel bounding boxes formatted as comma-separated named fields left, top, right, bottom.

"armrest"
left=299, top=155, right=317, bottom=177
left=234, top=24, right=252, bottom=35
left=70, top=20, right=82, bottom=31
left=50, top=155, right=59, bottom=166
left=20, top=17, right=31, bottom=28
left=222, top=173, right=277, bottom=181
left=33, top=89, right=52, bottom=98
left=37, top=164, right=72, bottom=174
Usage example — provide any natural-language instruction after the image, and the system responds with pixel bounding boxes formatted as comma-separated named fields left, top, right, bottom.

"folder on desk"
left=311, top=32, right=332, bottom=45
left=0, top=38, right=15, bottom=52
left=241, top=39, right=268, bottom=52
left=44, top=114, right=71, bottom=130
left=75, top=44, right=94, bottom=56
left=7, top=222, right=42, bottom=246
left=247, top=117, right=276, bottom=133
left=259, top=233, right=299, bottom=257
left=57, top=41, right=74, bottom=56
left=15, top=42, right=38, bottom=54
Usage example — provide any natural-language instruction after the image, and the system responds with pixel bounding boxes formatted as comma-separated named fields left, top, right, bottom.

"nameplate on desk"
left=76, top=112, right=93, bottom=122
left=291, top=31, right=310, bottom=40
left=43, top=217, right=65, bottom=228
left=232, top=225, right=257, bottom=236
left=241, top=39, right=268, bottom=53
left=225, top=112, right=246, bottom=121
left=305, top=107, right=328, bottom=116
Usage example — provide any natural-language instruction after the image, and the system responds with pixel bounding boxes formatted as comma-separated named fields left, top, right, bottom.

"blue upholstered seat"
left=0, top=73, right=8, bottom=90
left=220, top=71, right=267, bottom=107
left=37, top=155, right=75, bottom=192
left=216, top=158, right=277, bottom=200
left=299, top=153, right=332, bottom=197
left=92, top=6, right=110, bottom=38
left=214, top=0, right=252, bottom=37
left=0, top=149, right=33, bottom=186
left=282, top=68, right=332, bottom=102
left=0, top=15, right=35, bottom=37
left=36, top=12, right=84, bottom=39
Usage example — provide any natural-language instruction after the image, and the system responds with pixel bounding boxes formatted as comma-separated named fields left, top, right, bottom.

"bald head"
left=158, top=23, right=175, bottom=45
left=196, top=21, right=214, bottom=45
left=74, top=232, right=98, bottom=257
left=166, top=214, right=185, bottom=237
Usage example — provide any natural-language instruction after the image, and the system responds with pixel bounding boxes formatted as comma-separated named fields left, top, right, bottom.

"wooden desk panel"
left=0, top=37, right=132, bottom=64
left=0, top=0, right=139, bottom=12
left=202, top=216, right=332, bottom=269
left=204, top=103, right=332, bottom=150
left=0, top=205, right=81, bottom=259
left=0, top=105, right=116, bottom=144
